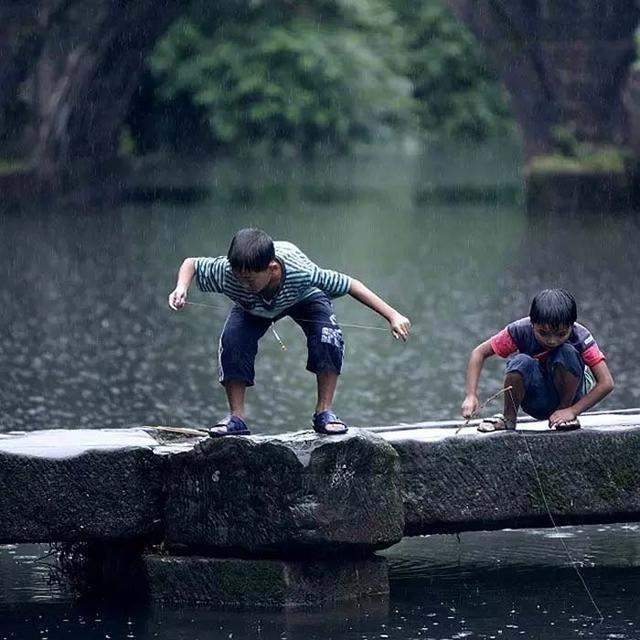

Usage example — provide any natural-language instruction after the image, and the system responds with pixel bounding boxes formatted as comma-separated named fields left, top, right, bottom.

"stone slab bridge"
left=1, top=412, right=639, bottom=608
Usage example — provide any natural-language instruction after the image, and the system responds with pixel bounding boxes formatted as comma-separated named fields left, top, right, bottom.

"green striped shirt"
left=194, top=241, right=352, bottom=318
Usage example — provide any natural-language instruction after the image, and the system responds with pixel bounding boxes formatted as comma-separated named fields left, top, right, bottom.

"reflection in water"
left=1, top=144, right=639, bottom=638
left=1, top=144, right=635, bottom=434
left=2, top=524, right=640, bottom=639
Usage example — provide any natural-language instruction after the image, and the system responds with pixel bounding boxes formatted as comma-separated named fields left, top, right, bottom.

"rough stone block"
left=164, top=429, right=404, bottom=555
left=391, top=427, right=640, bottom=535
left=0, top=430, right=164, bottom=542
left=144, top=555, right=389, bottom=608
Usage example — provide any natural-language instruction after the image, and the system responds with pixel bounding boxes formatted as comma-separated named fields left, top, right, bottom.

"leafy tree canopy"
left=143, top=0, right=512, bottom=154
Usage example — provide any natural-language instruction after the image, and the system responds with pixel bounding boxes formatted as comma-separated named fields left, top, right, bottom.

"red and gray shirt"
left=490, top=317, right=605, bottom=368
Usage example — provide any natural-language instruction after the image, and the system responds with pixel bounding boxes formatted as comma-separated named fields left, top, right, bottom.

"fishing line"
left=183, top=301, right=228, bottom=311
left=184, top=299, right=389, bottom=352
left=504, top=387, right=605, bottom=623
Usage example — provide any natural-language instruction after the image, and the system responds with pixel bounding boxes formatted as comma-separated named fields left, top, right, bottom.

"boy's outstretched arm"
left=462, top=339, right=495, bottom=418
left=168, top=258, right=196, bottom=310
left=347, top=279, right=411, bottom=341
left=548, top=361, right=614, bottom=427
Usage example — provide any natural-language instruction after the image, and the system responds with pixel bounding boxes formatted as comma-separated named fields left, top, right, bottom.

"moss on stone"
left=0, top=159, right=28, bottom=175
left=527, top=146, right=630, bottom=176
left=527, top=468, right=574, bottom=513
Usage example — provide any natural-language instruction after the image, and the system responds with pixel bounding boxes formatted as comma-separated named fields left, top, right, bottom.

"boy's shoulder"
left=274, top=241, right=315, bottom=266
left=195, top=255, right=231, bottom=270
left=505, top=317, right=532, bottom=333
left=572, top=321, right=596, bottom=342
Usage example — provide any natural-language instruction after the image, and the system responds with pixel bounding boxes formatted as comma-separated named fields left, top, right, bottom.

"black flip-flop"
left=207, top=415, right=251, bottom=438
left=312, top=410, right=348, bottom=435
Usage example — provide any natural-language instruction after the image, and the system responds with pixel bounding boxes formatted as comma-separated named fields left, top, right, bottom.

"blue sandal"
left=312, top=410, right=348, bottom=435
left=208, top=415, right=251, bottom=438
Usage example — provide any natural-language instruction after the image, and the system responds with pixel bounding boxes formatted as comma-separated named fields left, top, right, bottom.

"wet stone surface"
left=0, top=429, right=164, bottom=543
left=389, top=420, right=640, bottom=535
left=163, top=429, right=405, bottom=556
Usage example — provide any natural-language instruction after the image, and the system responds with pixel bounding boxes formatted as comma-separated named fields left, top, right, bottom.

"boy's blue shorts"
left=505, top=343, right=587, bottom=420
left=217, top=292, right=344, bottom=386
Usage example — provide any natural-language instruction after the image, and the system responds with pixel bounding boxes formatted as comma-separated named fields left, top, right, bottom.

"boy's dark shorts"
left=505, top=343, right=587, bottom=420
left=218, top=292, right=344, bottom=386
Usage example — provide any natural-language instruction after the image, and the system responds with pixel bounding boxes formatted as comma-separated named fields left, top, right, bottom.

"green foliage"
left=394, top=0, right=512, bottom=140
left=145, top=0, right=513, bottom=154
left=150, top=1, right=413, bottom=152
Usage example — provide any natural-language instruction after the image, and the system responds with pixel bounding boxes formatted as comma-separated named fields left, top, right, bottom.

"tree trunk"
left=445, top=0, right=640, bottom=159
left=28, top=0, right=182, bottom=187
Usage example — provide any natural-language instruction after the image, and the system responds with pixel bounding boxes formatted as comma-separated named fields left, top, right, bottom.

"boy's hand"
left=548, top=407, right=576, bottom=428
left=389, top=313, right=411, bottom=341
left=168, top=286, right=188, bottom=311
left=461, top=394, right=479, bottom=419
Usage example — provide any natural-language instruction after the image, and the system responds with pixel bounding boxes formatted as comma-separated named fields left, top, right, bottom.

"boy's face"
left=532, top=323, right=572, bottom=349
left=233, top=262, right=278, bottom=293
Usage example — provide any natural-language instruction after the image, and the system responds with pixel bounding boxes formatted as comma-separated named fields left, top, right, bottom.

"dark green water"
left=1, top=143, right=639, bottom=638
left=2, top=524, right=640, bottom=639
left=0, top=143, right=636, bottom=432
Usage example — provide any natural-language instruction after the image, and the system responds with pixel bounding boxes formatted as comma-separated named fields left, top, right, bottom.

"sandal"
left=477, top=413, right=515, bottom=433
left=312, top=410, right=348, bottom=435
left=207, top=415, right=251, bottom=438
left=553, top=417, right=581, bottom=431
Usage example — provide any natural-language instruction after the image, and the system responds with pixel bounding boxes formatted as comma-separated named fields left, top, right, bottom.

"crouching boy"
left=169, top=228, right=411, bottom=437
left=461, top=288, right=614, bottom=431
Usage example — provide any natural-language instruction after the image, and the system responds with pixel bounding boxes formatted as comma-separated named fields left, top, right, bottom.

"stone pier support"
left=144, top=555, right=389, bottom=608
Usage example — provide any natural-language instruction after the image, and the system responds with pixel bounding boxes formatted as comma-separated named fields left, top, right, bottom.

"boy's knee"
left=306, top=326, right=344, bottom=375
left=505, top=353, right=536, bottom=378
left=549, top=343, right=582, bottom=378
left=220, top=330, right=257, bottom=353
left=218, top=326, right=261, bottom=387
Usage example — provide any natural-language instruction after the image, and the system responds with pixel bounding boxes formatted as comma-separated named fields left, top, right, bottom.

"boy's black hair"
left=227, top=228, right=275, bottom=272
left=529, top=288, right=577, bottom=328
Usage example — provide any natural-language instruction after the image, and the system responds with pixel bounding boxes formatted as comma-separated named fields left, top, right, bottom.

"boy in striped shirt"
left=461, top=289, right=614, bottom=431
left=169, top=228, right=411, bottom=436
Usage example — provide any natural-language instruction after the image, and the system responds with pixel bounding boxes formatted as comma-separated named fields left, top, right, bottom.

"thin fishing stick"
left=369, top=406, right=640, bottom=434
left=454, top=386, right=514, bottom=434
left=505, top=387, right=605, bottom=622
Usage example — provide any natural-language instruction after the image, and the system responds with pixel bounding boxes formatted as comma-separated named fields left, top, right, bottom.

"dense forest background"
left=2, top=0, right=513, bottom=165
left=3, top=0, right=640, bottom=190
left=131, top=0, right=513, bottom=155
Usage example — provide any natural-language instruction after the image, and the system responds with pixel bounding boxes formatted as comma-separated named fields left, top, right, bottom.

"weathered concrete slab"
left=383, top=416, right=640, bottom=535
left=164, top=429, right=404, bottom=556
left=144, top=555, right=389, bottom=608
left=0, top=429, right=164, bottom=542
